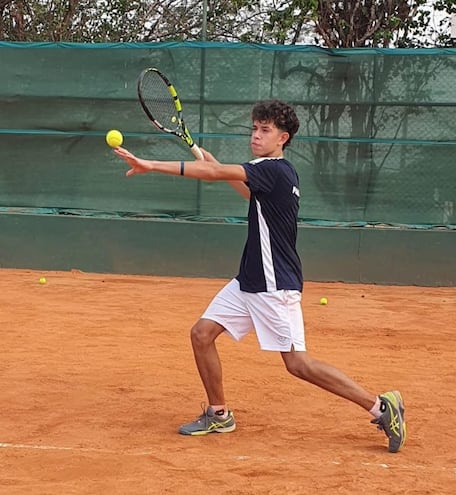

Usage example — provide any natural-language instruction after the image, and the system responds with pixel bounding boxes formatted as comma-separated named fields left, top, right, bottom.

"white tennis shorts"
left=201, top=278, right=306, bottom=352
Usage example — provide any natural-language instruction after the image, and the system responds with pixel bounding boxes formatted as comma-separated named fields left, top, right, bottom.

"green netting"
left=0, top=42, right=455, bottom=228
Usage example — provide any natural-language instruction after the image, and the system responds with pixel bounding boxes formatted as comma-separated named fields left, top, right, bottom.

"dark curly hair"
left=251, top=99, right=300, bottom=149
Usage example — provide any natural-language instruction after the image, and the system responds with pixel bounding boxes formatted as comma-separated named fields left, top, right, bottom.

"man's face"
left=250, top=120, right=289, bottom=158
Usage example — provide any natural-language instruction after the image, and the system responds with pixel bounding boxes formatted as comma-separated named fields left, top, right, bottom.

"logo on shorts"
left=278, top=336, right=289, bottom=344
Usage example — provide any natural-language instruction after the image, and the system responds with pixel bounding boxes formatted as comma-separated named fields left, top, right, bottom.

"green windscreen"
left=0, top=42, right=455, bottom=228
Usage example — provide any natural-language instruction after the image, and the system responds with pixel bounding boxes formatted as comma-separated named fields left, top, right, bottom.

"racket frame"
left=137, top=68, right=203, bottom=160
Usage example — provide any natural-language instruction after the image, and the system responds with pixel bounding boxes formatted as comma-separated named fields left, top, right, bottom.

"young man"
left=114, top=100, right=406, bottom=453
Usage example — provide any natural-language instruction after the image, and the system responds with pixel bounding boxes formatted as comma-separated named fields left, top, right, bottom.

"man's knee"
left=282, top=351, right=313, bottom=379
left=190, top=321, right=208, bottom=346
left=190, top=319, right=223, bottom=347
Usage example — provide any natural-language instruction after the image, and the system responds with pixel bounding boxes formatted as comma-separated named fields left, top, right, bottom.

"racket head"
left=137, top=68, right=181, bottom=133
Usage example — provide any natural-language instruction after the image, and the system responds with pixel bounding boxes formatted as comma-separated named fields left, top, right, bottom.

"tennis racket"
left=137, top=68, right=204, bottom=160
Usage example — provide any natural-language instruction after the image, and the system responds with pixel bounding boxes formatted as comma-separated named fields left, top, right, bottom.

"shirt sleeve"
left=242, top=159, right=279, bottom=194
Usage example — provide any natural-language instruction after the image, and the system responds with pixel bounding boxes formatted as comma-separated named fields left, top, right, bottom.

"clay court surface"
left=0, top=268, right=455, bottom=494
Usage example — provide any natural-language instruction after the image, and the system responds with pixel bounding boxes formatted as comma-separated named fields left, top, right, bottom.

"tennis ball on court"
left=320, top=297, right=328, bottom=305
left=39, top=277, right=47, bottom=285
left=105, top=129, right=123, bottom=148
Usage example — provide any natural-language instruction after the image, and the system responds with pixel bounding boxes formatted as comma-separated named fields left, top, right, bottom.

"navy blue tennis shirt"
left=236, top=157, right=303, bottom=293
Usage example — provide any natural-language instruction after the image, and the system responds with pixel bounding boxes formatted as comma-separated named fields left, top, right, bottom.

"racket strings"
left=140, top=72, right=180, bottom=131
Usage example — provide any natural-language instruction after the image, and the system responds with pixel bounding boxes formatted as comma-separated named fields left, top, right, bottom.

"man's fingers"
left=201, top=148, right=216, bottom=162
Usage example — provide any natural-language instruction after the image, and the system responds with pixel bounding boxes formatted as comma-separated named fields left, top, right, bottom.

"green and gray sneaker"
left=179, top=406, right=236, bottom=436
left=371, top=390, right=406, bottom=453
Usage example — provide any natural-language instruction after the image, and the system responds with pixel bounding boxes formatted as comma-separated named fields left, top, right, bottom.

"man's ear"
left=279, top=131, right=290, bottom=147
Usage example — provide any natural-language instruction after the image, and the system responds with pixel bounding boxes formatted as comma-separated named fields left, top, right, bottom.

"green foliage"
left=313, top=0, right=442, bottom=48
left=1, top=0, right=454, bottom=46
left=0, top=0, right=152, bottom=42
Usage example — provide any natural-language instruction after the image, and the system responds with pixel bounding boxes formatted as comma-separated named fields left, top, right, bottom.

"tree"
left=311, top=0, right=456, bottom=48
left=0, top=0, right=190, bottom=42
left=1, top=1, right=454, bottom=45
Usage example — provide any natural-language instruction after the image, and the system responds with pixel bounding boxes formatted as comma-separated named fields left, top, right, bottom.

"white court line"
left=1, top=442, right=455, bottom=474
left=0, top=442, right=154, bottom=456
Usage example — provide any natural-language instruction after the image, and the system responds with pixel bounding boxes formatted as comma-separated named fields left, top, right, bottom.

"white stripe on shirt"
left=256, top=198, right=276, bottom=291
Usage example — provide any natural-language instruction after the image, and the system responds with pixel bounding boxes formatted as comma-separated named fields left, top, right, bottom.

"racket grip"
left=191, top=144, right=204, bottom=160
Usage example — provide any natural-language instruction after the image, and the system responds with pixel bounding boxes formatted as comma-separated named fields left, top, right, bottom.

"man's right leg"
left=190, top=318, right=227, bottom=406
left=178, top=318, right=236, bottom=435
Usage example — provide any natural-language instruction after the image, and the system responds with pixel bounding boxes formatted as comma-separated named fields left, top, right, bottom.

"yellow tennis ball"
left=320, top=297, right=328, bottom=305
left=39, top=277, right=47, bottom=285
left=171, top=116, right=177, bottom=123
left=106, top=129, right=123, bottom=148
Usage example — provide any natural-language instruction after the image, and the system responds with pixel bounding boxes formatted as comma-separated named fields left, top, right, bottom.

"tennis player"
left=114, top=99, right=406, bottom=453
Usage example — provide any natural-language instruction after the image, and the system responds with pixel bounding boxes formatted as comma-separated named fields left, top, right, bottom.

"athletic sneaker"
left=179, top=405, right=236, bottom=436
left=371, top=390, right=406, bottom=453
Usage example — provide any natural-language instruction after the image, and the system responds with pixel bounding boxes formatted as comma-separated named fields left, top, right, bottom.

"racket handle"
left=191, top=144, right=204, bottom=160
